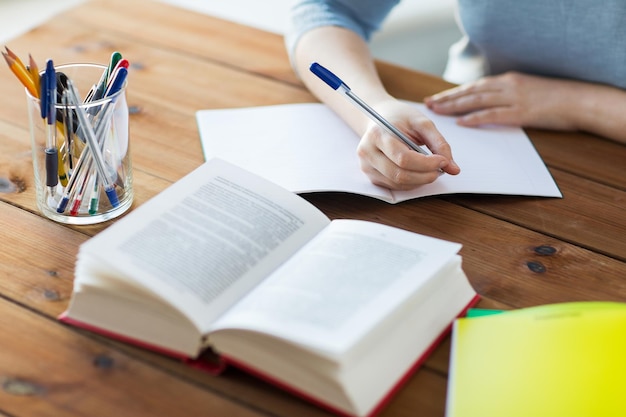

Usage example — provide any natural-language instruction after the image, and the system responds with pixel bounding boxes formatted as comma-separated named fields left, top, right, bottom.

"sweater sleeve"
left=285, top=0, right=400, bottom=68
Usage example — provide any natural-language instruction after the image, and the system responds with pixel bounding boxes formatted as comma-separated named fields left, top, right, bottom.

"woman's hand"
left=356, top=99, right=461, bottom=190
left=425, top=72, right=580, bottom=131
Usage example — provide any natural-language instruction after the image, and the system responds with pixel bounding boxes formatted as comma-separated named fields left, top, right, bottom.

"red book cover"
left=59, top=294, right=480, bottom=417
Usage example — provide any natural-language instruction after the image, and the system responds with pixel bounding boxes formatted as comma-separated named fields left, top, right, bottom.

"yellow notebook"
left=446, top=301, right=626, bottom=417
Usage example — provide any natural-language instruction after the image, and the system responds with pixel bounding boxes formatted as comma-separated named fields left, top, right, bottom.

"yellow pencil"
left=2, top=51, right=38, bottom=97
left=28, top=53, right=41, bottom=97
left=4, top=46, right=27, bottom=72
left=5, top=47, right=40, bottom=94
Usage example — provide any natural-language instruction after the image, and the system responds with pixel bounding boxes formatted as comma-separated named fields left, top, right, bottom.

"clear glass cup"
left=25, top=63, right=133, bottom=225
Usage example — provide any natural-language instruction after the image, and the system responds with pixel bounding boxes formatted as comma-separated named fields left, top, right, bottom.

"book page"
left=210, top=219, right=462, bottom=356
left=197, top=103, right=561, bottom=203
left=78, top=158, right=331, bottom=331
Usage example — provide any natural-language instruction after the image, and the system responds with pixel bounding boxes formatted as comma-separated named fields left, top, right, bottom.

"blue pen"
left=43, top=59, right=59, bottom=196
left=56, top=140, right=91, bottom=213
left=57, top=66, right=128, bottom=213
left=65, top=79, right=120, bottom=208
left=90, top=66, right=127, bottom=126
left=103, top=66, right=127, bottom=99
left=309, top=62, right=430, bottom=156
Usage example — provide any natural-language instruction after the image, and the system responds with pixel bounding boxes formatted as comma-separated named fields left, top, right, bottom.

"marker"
left=65, top=79, right=120, bottom=208
left=88, top=175, right=100, bottom=215
left=92, top=51, right=122, bottom=101
left=103, top=65, right=128, bottom=99
left=69, top=162, right=92, bottom=216
left=56, top=143, right=91, bottom=213
left=56, top=61, right=129, bottom=213
left=61, top=90, right=74, bottom=173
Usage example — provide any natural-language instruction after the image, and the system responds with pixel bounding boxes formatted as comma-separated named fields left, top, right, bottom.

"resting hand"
left=424, top=72, right=580, bottom=131
left=356, top=99, right=461, bottom=190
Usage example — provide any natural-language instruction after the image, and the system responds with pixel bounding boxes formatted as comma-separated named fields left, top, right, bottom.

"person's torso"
left=456, top=0, right=626, bottom=88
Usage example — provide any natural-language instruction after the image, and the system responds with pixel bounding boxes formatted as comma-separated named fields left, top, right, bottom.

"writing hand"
left=356, top=99, right=460, bottom=190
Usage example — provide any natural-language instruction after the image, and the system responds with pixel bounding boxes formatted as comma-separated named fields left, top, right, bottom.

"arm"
left=425, top=72, right=626, bottom=144
left=290, top=26, right=460, bottom=190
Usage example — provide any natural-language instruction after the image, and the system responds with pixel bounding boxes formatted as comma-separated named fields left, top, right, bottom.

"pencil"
left=28, top=53, right=41, bottom=97
left=4, top=46, right=27, bottom=72
left=2, top=51, right=38, bottom=97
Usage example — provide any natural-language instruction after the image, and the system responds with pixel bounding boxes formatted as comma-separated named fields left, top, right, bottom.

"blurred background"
left=0, top=0, right=462, bottom=77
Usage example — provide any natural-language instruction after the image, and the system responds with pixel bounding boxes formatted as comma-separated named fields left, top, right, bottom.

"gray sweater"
left=286, top=0, right=626, bottom=88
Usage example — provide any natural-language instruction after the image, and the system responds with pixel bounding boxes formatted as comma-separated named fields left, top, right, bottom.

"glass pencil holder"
left=26, top=63, right=133, bottom=225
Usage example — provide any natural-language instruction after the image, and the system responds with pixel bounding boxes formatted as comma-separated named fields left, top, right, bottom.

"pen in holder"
left=25, top=62, right=133, bottom=225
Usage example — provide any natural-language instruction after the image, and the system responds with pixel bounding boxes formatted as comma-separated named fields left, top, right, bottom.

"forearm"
left=290, top=24, right=460, bottom=189
left=568, top=82, right=626, bottom=144
left=293, top=26, right=393, bottom=136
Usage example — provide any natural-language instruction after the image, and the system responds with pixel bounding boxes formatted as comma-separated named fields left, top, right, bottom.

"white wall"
left=0, top=0, right=85, bottom=44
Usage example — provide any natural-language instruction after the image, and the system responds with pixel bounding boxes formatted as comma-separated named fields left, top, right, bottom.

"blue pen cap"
left=45, top=59, right=56, bottom=124
left=309, top=62, right=345, bottom=90
left=104, top=67, right=128, bottom=101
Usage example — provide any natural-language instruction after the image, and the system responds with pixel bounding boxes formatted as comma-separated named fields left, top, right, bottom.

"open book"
left=60, top=158, right=478, bottom=417
left=197, top=103, right=562, bottom=203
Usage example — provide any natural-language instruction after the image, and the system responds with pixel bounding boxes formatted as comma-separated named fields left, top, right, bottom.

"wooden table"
left=0, top=0, right=624, bottom=416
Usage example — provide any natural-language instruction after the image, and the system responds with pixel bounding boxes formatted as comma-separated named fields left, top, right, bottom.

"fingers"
left=427, top=91, right=511, bottom=116
left=408, top=117, right=460, bottom=175
left=425, top=77, right=507, bottom=114
left=357, top=121, right=460, bottom=190
left=357, top=145, right=441, bottom=190
left=424, top=73, right=525, bottom=127
left=455, top=106, right=521, bottom=127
